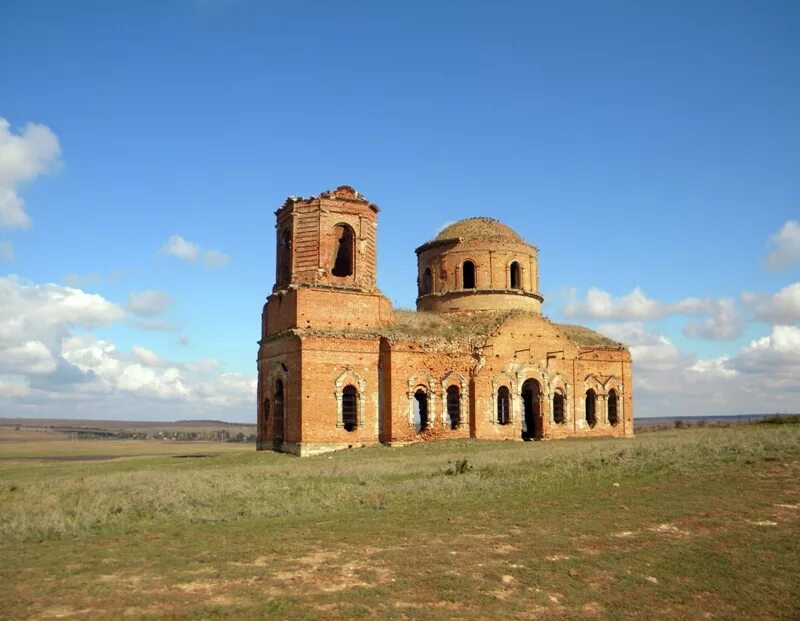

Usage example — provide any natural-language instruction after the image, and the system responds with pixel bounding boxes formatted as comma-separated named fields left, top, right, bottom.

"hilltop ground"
left=1, top=423, right=798, bottom=620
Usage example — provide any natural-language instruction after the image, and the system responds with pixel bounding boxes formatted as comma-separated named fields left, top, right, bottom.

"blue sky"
left=1, top=0, right=799, bottom=421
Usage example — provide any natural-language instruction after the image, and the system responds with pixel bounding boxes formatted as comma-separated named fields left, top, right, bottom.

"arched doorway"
left=521, top=379, right=541, bottom=440
left=413, top=389, right=428, bottom=433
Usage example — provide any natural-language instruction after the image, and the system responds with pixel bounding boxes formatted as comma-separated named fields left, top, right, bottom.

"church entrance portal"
left=521, top=379, right=542, bottom=440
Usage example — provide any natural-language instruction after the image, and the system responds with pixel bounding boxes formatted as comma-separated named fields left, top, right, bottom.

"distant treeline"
left=69, top=429, right=256, bottom=442
left=670, top=414, right=799, bottom=430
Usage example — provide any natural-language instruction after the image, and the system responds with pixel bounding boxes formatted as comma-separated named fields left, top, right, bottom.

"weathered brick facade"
left=257, top=186, right=633, bottom=456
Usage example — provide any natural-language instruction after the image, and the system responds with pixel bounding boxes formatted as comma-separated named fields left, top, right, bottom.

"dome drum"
left=415, top=217, right=541, bottom=314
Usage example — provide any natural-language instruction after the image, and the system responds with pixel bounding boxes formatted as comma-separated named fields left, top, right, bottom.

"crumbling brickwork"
left=258, top=186, right=634, bottom=456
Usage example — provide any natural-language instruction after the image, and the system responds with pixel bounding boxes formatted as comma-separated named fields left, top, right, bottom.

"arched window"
left=497, top=386, right=510, bottom=425
left=509, top=261, right=521, bottom=289
left=608, top=389, right=619, bottom=426
left=413, top=389, right=428, bottom=433
left=585, top=389, right=596, bottom=428
left=274, top=379, right=285, bottom=442
left=421, top=267, right=433, bottom=296
left=342, top=385, right=358, bottom=432
left=331, top=224, right=354, bottom=277
left=553, top=391, right=565, bottom=424
left=446, top=385, right=460, bottom=429
left=462, top=260, right=475, bottom=289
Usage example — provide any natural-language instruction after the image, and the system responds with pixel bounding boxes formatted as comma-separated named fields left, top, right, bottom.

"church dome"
left=435, top=217, right=522, bottom=243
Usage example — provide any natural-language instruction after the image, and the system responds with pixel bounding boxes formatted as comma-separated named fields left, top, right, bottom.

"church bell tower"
left=261, top=186, right=393, bottom=338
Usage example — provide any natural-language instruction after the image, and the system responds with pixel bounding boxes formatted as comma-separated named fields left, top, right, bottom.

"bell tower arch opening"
left=331, top=223, right=355, bottom=277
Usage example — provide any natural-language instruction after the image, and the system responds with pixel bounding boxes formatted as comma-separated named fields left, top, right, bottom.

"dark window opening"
left=521, top=379, right=540, bottom=439
left=497, top=386, right=510, bottom=425
left=274, top=379, right=285, bottom=442
left=332, top=224, right=355, bottom=277
left=553, top=392, right=565, bottom=424
left=510, top=261, right=521, bottom=289
left=608, top=389, right=619, bottom=426
left=446, top=385, right=461, bottom=429
left=421, top=267, right=433, bottom=296
left=278, top=229, right=292, bottom=283
left=462, top=260, right=475, bottom=289
left=342, top=385, right=358, bottom=432
left=585, top=389, right=596, bottom=428
left=413, top=389, right=428, bottom=433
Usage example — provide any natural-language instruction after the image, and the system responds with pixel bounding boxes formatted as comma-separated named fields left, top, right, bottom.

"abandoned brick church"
left=257, top=186, right=633, bottom=456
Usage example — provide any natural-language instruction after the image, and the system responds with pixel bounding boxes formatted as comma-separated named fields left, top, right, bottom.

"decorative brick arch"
left=583, top=374, right=604, bottom=428
left=267, top=361, right=288, bottom=385
left=548, top=373, right=572, bottom=425
left=407, top=372, right=437, bottom=428
left=334, top=368, right=366, bottom=429
left=599, top=376, right=624, bottom=426
left=440, top=370, right=468, bottom=429
left=267, top=362, right=289, bottom=442
left=491, top=372, right=517, bottom=424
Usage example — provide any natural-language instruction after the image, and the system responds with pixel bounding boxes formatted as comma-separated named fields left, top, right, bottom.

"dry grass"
left=1, top=426, right=799, bottom=620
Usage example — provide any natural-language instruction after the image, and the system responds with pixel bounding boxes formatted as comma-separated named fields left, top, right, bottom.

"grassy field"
left=1, top=425, right=798, bottom=620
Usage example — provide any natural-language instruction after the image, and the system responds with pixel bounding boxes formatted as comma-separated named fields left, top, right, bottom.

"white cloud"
left=0, top=118, right=61, bottom=229
left=595, top=322, right=800, bottom=416
left=0, top=241, right=13, bottom=262
left=742, top=282, right=800, bottom=326
left=202, top=248, right=230, bottom=268
left=0, top=340, right=57, bottom=374
left=564, top=287, right=662, bottom=321
left=688, top=356, right=737, bottom=379
left=0, top=276, right=126, bottom=351
left=0, top=276, right=255, bottom=420
left=734, top=326, right=800, bottom=381
left=765, top=220, right=800, bottom=270
left=680, top=299, right=744, bottom=340
left=161, top=234, right=199, bottom=261
left=126, top=290, right=172, bottom=317
left=564, top=287, right=745, bottom=340
left=161, top=234, right=229, bottom=268
left=131, top=345, right=168, bottom=368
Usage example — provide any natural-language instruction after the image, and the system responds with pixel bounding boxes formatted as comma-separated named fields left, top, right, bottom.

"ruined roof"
left=435, top=217, right=522, bottom=243
left=556, top=324, right=626, bottom=349
left=281, top=185, right=379, bottom=212
left=292, top=313, right=627, bottom=352
left=298, top=309, right=521, bottom=351
left=384, top=309, right=518, bottom=344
